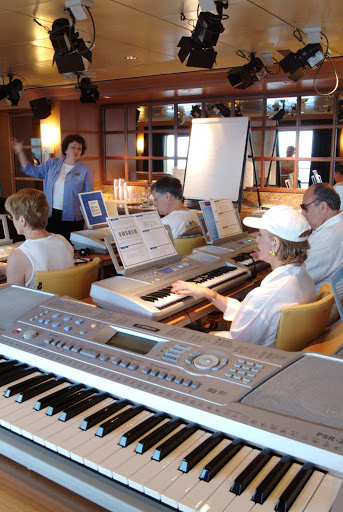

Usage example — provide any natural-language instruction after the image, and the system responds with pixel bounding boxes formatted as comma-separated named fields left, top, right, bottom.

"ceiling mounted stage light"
left=48, top=2, right=95, bottom=76
left=272, top=100, right=287, bottom=124
left=0, top=75, right=24, bottom=106
left=279, top=43, right=324, bottom=82
left=29, top=98, right=52, bottom=119
left=227, top=54, right=266, bottom=89
left=190, top=105, right=202, bottom=118
left=212, top=103, right=231, bottom=117
left=177, top=1, right=228, bottom=69
left=78, top=76, right=99, bottom=103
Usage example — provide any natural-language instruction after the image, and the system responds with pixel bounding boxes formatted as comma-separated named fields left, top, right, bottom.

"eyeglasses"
left=7, top=214, right=13, bottom=221
left=300, top=199, right=319, bottom=211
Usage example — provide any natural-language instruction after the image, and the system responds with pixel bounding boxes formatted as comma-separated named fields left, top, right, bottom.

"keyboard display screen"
left=105, top=331, right=158, bottom=355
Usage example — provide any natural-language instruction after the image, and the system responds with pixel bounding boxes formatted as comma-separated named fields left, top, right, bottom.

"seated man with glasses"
left=301, top=182, right=343, bottom=324
left=0, top=188, right=74, bottom=288
left=151, top=176, right=202, bottom=238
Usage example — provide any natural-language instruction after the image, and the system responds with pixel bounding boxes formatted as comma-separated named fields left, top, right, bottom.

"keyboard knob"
left=23, top=329, right=39, bottom=340
left=193, top=354, right=219, bottom=370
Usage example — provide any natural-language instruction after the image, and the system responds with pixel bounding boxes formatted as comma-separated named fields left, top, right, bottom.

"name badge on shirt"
left=74, top=172, right=80, bottom=176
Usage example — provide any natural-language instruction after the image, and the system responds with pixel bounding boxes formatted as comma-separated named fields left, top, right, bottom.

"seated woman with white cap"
left=171, top=205, right=317, bottom=347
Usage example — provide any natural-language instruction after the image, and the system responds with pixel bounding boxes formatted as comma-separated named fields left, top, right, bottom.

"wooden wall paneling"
left=59, top=102, right=102, bottom=189
left=0, top=112, right=13, bottom=197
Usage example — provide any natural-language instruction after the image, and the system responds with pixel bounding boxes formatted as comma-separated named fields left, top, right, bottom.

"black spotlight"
left=49, top=16, right=92, bottom=74
left=279, top=43, right=324, bottom=82
left=79, top=77, right=99, bottom=103
left=227, top=54, right=266, bottom=89
left=29, top=98, right=52, bottom=119
left=177, top=1, right=228, bottom=69
left=273, top=107, right=287, bottom=123
left=190, top=105, right=202, bottom=118
left=0, top=77, right=24, bottom=106
left=212, top=103, right=231, bottom=117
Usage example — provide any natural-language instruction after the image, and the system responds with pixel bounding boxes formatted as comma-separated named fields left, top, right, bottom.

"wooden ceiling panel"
left=0, top=0, right=342, bottom=108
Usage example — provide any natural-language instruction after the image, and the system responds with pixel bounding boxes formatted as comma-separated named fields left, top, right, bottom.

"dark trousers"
left=47, top=208, right=84, bottom=241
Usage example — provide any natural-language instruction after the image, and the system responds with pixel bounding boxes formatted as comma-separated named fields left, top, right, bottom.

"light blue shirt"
left=21, top=158, right=94, bottom=221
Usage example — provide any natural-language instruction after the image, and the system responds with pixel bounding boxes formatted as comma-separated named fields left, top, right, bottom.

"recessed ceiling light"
left=103, top=96, right=111, bottom=99
left=125, top=55, right=137, bottom=60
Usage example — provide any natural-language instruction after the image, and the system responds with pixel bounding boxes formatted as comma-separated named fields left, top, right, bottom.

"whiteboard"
left=183, top=117, right=250, bottom=201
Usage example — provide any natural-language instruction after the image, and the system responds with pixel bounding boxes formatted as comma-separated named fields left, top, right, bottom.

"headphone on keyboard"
left=79, top=248, right=91, bottom=257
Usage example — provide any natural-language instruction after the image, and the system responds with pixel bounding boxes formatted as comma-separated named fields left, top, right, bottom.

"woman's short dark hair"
left=312, top=183, right=340, bottom=211
left=61, top=135, right=87, bottom=156
left=151, top=176, right=183, bottom=200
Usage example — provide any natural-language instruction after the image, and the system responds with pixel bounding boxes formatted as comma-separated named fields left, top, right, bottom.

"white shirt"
left=17, top=234, right=74, bottom=288
left=334, top=183, right=343, bottom=209
left=52, top=162, right=74, bottom=210
left=305, top=211, right=343, bottom=324
left=161, top=210, right=201, bottom=238
left=217, top=264, right=317, bottom=347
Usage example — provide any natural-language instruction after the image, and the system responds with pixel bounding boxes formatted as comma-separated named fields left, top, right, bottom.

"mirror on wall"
left=152, top=105, right=174, bottom=128
left=300, top=96, right=334, bottom=125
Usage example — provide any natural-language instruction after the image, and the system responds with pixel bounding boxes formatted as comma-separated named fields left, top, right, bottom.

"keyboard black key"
left=80, top=399, right=130, bottom=431
left=152, top=424, right=198, bottom=461
left=253, top=454, right=293, bottom=504
left=0, top=364, right=30, bottom=386
left=59, top=392, right=109, bottom=421
left=179, top=432, right=225, bottom=473
left=96, top=405, right=145, bottom=437
left=34, top=383, right=83, bottom=411
left=231, top=448, right=273, bottom=495
left=119, top=412, right=168, bottom=447
left=275, top=462, right=315, bottom=512
left=0, top=359, right=19, bottom=372
left=17, top=378, right=68, bottom=403
left=0, top=367, right=38, bottom=388
left=4, top=372, right=53, bottom=398
left=135, top=418, right=184, bottom=454
left=200, top=438, right=243, bottom=482
left=46, top=388, right=97, bottom=416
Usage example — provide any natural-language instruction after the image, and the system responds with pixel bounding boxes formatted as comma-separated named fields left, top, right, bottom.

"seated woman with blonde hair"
left=171, top=205, right=317, bottom=347
left=0, top=188, right=74, bottom=288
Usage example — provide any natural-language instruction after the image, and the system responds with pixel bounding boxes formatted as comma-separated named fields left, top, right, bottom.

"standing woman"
left=12, top=134, right=94, bottom=240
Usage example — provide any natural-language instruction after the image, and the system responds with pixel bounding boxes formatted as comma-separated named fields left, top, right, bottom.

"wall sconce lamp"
left=137, top=135, right=144, bottom=155
left=41, top=123, right=59, bottom=162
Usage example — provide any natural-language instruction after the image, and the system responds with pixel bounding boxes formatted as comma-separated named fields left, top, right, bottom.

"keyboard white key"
left=145, top=432, right=214, bottom=501
left=303, top=474, right=343, bottom=511
left=251, top=462, right=302, bottom=512
left=179, top=446, right=254, bottom=512
left=224, top=455, right=281, bottom=512
left=287, top=470, right=324, bottom=512
left=130, top=427, right=205, bottom=492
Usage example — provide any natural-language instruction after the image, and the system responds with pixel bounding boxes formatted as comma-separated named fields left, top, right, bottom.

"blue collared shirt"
left=21, top=158, right=94, bottom=221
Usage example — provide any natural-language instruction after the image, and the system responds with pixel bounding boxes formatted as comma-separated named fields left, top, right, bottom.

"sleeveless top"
left=16, top=234, right=74, bottom=288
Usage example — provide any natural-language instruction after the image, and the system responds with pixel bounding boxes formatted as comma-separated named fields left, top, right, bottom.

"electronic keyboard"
left=0, top=292, right=342, bottom=512
left=90, top=251, right=251, bottom=320
left=194, top=233, right=269, bottom=272
left=70, top=227, right=112, bottom=253
left=0, top=241, right=22, bottom=262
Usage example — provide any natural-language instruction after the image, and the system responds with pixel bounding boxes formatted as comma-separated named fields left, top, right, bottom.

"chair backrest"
left=35, top=257, right=100, bottom=300
left=330, top=266, right=343, bottom=322
left=173, top=236, right=206, bottom=257
left=274, top=283, right=335, bottom=352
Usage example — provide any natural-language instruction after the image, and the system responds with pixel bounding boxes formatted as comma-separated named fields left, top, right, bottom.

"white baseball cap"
left=243, top=205, right=311, bottom=242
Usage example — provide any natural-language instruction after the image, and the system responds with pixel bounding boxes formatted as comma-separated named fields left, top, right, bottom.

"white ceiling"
left=0, top=0, right=342, bottom=98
